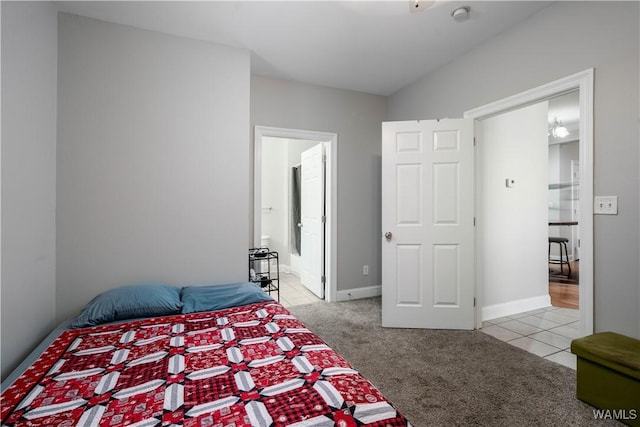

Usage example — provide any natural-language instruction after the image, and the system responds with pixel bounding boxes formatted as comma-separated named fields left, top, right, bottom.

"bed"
left=1, top=282, right=411, bottom=426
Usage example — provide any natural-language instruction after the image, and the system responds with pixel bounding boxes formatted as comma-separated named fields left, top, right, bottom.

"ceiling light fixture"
left=549, top=117, right=570, bottom=139
left=451, top=6, right=470, bottom=22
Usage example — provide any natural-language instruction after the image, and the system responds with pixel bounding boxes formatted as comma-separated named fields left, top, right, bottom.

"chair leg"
left=559, top=242, right=564, bottom=275
left=563, top=242, right=571, bottom=277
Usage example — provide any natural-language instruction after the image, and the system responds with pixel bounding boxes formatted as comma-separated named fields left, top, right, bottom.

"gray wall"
left=56, top=14, right=251, bottom=321
left=251, top=77, right=387, bottom=292
left=1, top=1, right=58, bottom=380
left=388, top=1, right=640, bottom=337
left=480, top=102, right=549, bottom=315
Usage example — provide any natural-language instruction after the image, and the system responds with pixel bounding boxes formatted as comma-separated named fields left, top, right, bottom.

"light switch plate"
left=594, top=196, right=618, bottom=215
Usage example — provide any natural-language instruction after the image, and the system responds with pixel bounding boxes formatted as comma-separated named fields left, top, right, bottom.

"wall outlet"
left=363, top=265, right=369, bottom=275
left=594, top=196, right=618, bottom=215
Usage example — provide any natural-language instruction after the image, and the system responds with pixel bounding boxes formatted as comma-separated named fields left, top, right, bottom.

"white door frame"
left=465, top=68, right=594, bottom=337
left=254, top=126, right=338, bottom=303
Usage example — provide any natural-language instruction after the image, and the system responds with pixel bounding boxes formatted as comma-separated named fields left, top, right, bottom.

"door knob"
left=384, top=231, right=392, bottom=240
left=298, top=223, right=303, bottom=228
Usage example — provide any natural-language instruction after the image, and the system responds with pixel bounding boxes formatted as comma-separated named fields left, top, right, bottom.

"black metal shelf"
left=248, top=248, right=279, bottom=301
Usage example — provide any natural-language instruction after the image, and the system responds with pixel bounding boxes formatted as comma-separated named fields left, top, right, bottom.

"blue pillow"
left=180, top=282, right=274, bottom=314
left=70, top=284, right=183, bottom=328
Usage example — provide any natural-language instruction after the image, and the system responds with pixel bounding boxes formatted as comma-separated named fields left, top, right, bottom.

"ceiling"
left=55, top=1, right=554, bottom=96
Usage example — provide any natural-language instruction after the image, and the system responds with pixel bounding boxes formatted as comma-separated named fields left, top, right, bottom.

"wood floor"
left=549, top=260, right=579, bottom=309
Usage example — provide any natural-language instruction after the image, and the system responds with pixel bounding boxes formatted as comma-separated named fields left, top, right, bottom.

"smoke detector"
left=451, top=6, right=471, bottom=22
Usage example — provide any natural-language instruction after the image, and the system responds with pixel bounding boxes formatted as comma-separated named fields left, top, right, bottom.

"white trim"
left=482, top=295, right=552, bottom=322
left=337, top=285, right=381, bottom=302
left=278, top=264, right=291, bottom=274
left=465, top=69, right=594, bottom=337
left=464, top=70, right=592, bottom=119
left=254, top=126, right=338, bottom=303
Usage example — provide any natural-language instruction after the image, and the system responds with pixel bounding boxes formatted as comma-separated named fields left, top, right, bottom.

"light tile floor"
left=277, top=272, right=322, bottom=307
left=480, top=306, right=580, bottom=370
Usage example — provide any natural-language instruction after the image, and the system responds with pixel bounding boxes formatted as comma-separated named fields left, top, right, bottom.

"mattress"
left=1, top=300, right=411, bottom=426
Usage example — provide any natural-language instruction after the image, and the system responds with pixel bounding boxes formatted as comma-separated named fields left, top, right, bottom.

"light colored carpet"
left=288, top=297, right=621, bottom=426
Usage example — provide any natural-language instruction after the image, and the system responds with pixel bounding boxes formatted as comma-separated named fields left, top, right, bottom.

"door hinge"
left=322, top=154, right=327, bottom=162
left=473, top=217, right=476, bottom=226
left=473, top=137, right=476, bottom=146
left=473, top=297, right=476, bottom=307
left=321, top=276, right=326, bottom=284
left=321, top=215, right=326, bottom=223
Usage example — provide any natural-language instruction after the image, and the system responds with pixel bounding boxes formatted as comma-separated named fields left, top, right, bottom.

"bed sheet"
left=1, top=300, right=411, bottom=426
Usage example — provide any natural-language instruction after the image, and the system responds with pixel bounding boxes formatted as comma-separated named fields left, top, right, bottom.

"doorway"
left=260, top=137, right=323, bottom=299
left=548, top=91, right=580, bottom=309
left=254, top=126, right=338, bottom=303
left=465, top=69, right=594, bottom=338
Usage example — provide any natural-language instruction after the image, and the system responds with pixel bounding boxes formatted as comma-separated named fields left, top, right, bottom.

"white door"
left=381, top=119, right=475, bottom=329
left=300, top=143, right=325, bottom=298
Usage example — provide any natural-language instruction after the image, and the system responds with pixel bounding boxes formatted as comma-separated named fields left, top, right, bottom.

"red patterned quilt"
left=1, top=301, right=410, bottom=426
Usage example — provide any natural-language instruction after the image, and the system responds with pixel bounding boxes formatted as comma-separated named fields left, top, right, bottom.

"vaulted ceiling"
left=55, top=1, right=553, bottom=96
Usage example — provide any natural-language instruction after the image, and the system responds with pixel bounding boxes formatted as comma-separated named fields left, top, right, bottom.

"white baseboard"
left=279, top=264, right=291, bottom=274
left=336, top=285, right=381, bottom=302
left=482, top=294, right=551, bottom=321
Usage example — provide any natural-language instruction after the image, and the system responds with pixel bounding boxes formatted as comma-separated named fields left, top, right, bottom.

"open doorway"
left=466, top=71, right=592, bottom=369
left=475, top=91, right=581, bottom=314
left=548, top=91, right=580, bottom=309
left=465, top=69, right=594, bottom=339
left=260, top=136, right=323, bottom=303
left=254, top=126, right=338, bottom=304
